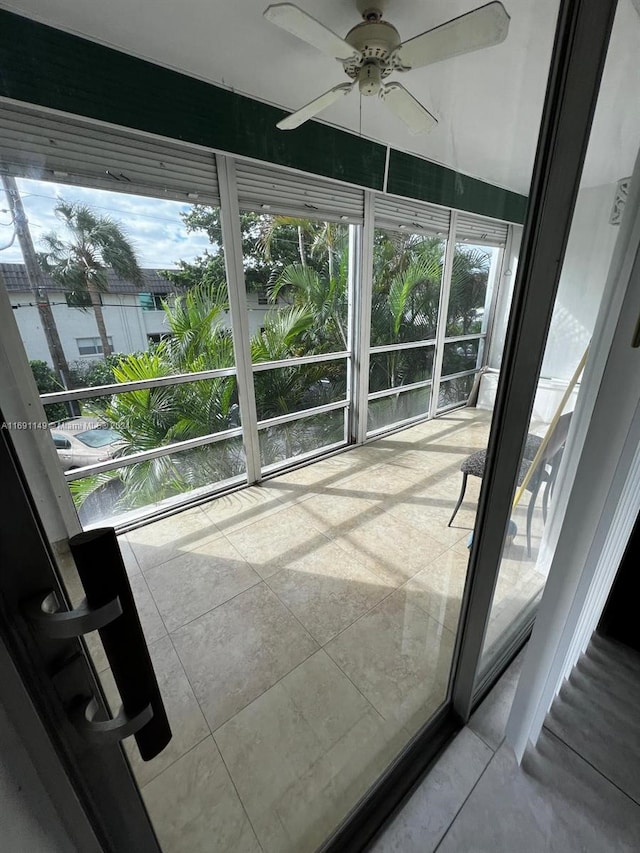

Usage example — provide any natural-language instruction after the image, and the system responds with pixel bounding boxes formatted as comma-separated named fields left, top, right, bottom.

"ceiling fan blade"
left=264, top=3, right=362, bottom=62
left=379, top=83, right=438, bottom=135
left=396, top=1, right=510, bottom=70
left=277, top=82, right=355, bottom=130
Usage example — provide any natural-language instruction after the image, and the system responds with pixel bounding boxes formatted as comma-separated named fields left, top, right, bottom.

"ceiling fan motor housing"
left=358, top=61, right=382, bottom=95
left=343, top=17, right=401, bottom=88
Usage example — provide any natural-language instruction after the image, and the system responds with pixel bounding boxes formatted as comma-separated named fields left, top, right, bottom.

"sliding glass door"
left=475, top=0, right=640, bottom=682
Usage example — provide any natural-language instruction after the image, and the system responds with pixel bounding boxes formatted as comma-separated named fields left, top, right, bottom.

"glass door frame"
left=449, top=0, right=620, bottom=718
left=0, top=415, right=163, bottom=853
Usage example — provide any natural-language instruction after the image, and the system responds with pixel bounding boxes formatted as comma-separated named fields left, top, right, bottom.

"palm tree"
left=369, top=238, right=444, bottom=390
left=270, top=253, right=349, bottom=352
left=448, top=246, right=491, bottom=335
left=259, top=214, right=313, bottom=268
left=39, top=201, right=143, bottom=357
left=74, top=283, right=239, bottom=511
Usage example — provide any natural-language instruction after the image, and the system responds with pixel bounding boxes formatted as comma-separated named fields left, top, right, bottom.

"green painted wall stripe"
left=0, top=10, right=385, bottom=191
left=387, top=150, right=527, bottom=224
left=0, top=10, right=527, bottom=223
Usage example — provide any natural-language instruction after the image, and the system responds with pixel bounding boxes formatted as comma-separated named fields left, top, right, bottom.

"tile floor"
left=372, top=635, right=640, bottom=852
left=95, top=407, right=550, bottom=853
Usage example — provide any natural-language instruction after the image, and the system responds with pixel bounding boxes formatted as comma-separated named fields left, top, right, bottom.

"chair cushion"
left=460, top=448, right=539, bottom=488
left=461, top=450, right=487, bottom=477
left=524, top=434, right=544, bottom=460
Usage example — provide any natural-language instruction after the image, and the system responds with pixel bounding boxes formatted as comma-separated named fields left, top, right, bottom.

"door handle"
left=26, top=590, right=123, bottom=639
left=68, top=528, right=171, bottom=761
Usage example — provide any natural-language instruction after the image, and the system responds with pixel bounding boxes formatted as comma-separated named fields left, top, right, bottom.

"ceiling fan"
left=264, top=1, right=510, bottom=135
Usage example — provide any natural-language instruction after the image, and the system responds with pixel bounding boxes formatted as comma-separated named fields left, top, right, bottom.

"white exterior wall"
left=10, top=292, right=173, bottom=367
left=11, top=291, right=275, bottom=370
left=479, top=182, right=620, bottom=419
left=540, top=182, right=619, bottom=380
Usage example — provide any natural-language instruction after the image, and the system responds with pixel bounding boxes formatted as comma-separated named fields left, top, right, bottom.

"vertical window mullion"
left=345, top=222, right=358, bottom=443
left=429, top=210, right=457, bottom=417
left=216, top=154, right=261, bottom=483
left=353, top=192, right=375, bottom=444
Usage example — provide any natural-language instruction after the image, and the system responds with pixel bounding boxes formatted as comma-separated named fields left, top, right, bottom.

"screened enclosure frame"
left=2, top=102, right=511, bottom=529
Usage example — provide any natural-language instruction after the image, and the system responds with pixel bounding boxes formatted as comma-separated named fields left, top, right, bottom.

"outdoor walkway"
left=99, top=407, right=547, bottom=853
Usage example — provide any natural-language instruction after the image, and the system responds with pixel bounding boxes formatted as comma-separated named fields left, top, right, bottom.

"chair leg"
left=526, top=477, right=542, bottom=557
left=448, top=473, right=468, bottom=527
left=542, top=476, right=550, bottom=524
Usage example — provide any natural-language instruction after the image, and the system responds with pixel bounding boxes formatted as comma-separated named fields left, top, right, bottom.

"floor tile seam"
left=325, top=458, right=467, bottom=501
left=300, top=491, right=392, bottom=528
left=382, top=494, right=478, bottom=530
left=210, top=728, right=266, bottom=853
left=123, top=413, right=486, bottom=546
left=320, top=636, right=452, bottom=735
left=298, top=475, right=472, bottom=518
left=167, top=609, right=321, bottom=740
left=138, top=731, right=211, bottom=791
left=133, top=569, right=172, bottom=641
left=208, top=647, right=383, bottom=767
left=465, top=721, right=504, bottom=753
left=204, top=486, right=298, bottom=520
left=266, top=458, right=388, bottom=499
left=146, top=559, right=264, bottom=636
left=228, top=523, right=338, bottom=576
left=261, top=515, right=408, bottom=588
left=120, top=535, right=143, bottom=575
left=138, top=527, right=248, bottom=582
left=430, top=735, right=499, bottom=853
left=394, top=573, right=461, bottom=639
left=124, top=424, right=484, bottom=570
left=295, top=575, right=401, bottom=648
left=209, top=643, right=322, bottom=736
left=320, top=640, right=395, bottom=724
left=325, top=526, right=461, bottom=604
left=542, top=725, right=640, bottom=809
left=162, top=632, right=215, bottom=744
left=320, top=510, right=462, bottom=589
left=130, top=528, right=227, bottom=573
left=127, top=505, right=223, bottom=543
left=240, top=570, right=327, bottom=650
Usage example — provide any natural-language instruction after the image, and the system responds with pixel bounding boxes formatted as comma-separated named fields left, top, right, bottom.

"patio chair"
left=447, top=412, right=573, bottom=556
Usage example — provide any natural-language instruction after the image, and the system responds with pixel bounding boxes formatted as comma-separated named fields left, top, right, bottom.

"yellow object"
left=512, top=346, right=589, bottom=511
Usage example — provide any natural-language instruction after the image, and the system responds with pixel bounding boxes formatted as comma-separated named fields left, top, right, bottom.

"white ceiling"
left=4, top=0, right=639, bottom=194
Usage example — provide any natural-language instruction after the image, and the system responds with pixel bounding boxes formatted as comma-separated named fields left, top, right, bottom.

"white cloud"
left=0, top=178, right=215, bottom=268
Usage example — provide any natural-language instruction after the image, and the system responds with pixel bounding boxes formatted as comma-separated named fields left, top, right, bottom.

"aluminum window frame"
left=6, top=114, right=519, bottom=528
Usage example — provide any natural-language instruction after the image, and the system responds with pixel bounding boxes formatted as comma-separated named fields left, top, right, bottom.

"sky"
left=0, top=178, right=214, bottom=268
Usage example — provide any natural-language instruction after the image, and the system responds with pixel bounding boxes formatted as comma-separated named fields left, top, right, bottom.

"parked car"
left=49, top=417, right=125, bottom=472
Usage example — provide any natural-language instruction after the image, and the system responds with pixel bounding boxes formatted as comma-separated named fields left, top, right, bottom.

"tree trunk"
left=297, top=226, right=306, bottom=267
left=87, top=280, right=113, bottom=357
left=1, top=174, right=76, bottom=392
